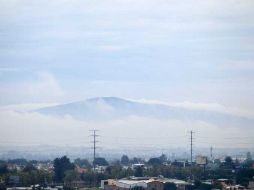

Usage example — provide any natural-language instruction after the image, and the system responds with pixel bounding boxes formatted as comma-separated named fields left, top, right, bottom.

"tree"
left=225, top=156, right=233, bottom=164
left=23, top=164, right=37, bottom=173
left=198, top=183, right=212, bottom=190
left=74, top=158, right=91, bottom=168
left=163, top=182, right=177, bottom=190
left=131, top=157, right=142, bottom=164
left=134, top=166, right=143, bottom=177
left=223, top=156, right=234, bottom=170
left=53, top=156, right=75, bottom=182
left=148, top=158, right=162, bottom=165
left=159, top=154, right=167, bottom=163
left=64, top=170, right=79, bottom=184
left=93, top=157, right=108, bottom=166
left=236, top=168, right=254, bottom=186
left=121, top=155, right=130, bottom=165
left=81, top=171, right=93, bottom=187
left=19, top=170, right=52, bottom=186
left=0, top=164, right=8, bottom=174
left=0, top=182, right=6, bottom=190
left=8, top=159, right=27, bottom=166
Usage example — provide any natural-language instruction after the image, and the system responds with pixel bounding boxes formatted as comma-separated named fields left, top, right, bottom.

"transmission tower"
left=89, top=129, right=99, bottom=171
left=210, top=146, right=213, bottom=161
left=189, top=130, right=194, bottom=164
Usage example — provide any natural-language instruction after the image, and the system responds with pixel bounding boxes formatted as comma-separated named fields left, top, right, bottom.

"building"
left=116, top=179, right=149, bottom=189
left=101, top=179, right=117, bottom=190
left=157, top=178, right=189, bottom=190
left=131, top=164, right=145, bottom=170
left=248, top=181, right=254, bottom=190
left=101, top=177, right=189, bottom=190
left=146, top=180, right=164, bottom=190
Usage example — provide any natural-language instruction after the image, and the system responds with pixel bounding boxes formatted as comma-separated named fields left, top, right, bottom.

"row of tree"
left=0, top=155, right=254, bottom=188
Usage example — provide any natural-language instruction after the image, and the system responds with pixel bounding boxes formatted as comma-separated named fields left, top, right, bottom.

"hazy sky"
left=0, top=0, right=254, bottom=150
left=1, top=0, right=254, bottom=106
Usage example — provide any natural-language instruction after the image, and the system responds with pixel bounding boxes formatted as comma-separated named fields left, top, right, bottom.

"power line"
left=102, top=135, right=188, bottom=140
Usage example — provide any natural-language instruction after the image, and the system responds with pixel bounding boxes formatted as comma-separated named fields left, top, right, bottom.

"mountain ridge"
left=33, top=97, right=253, bottom=127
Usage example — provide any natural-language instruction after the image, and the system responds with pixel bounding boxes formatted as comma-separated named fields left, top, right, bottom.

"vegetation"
left=0, top=155, right=253, bottom=189
left=163, top=182, right=177, bottom=190
left=148, top=157, right=162, bottom=165
left=74, top=158, right=91, bottom=168
left=53, top=156, right=75, bottom=182
left=93, top=157, right=108, bottom=166
left=134, top=166, right=144, bottom=177
left=121, top=155, right=130, bottom=165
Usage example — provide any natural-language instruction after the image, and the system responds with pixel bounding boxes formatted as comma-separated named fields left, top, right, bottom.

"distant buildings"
left=131, top=163, right=145, bottom=170
left=7, top=186, right=63, bottom=190
left=101, top=177, right=189, bottom=190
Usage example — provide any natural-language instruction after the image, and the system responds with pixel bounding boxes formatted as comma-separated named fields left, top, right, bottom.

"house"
left=101, top=179, right=117, bottom=190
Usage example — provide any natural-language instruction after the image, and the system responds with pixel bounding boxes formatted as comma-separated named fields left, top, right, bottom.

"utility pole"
left=89, top=130, right=99, bottom=171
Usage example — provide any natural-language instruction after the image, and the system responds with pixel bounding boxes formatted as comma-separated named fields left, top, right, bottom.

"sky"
left=0, top=0, right=254, bottom=151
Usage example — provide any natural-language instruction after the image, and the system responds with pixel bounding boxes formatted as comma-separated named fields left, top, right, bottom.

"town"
left=0, top=151, right=254, bottom=190
left=1, top=0, right=254, bottom=190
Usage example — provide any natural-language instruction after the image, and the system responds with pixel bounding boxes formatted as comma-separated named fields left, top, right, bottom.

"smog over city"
left=0, top=1, right=254, bottom=190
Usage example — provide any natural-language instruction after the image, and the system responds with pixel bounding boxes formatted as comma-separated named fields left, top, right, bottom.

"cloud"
left=0, top=103, right=58, bottom=112
left=0, top=71, right=64, bottom=105
left=0, top=109, right=253, bottom=149
left=132, top=99, right=254, bottom=120
left=0, top=0, right=254, bottom=141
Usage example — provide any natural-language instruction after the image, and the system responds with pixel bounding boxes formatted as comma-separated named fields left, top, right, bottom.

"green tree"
left=23, top=164, right=37, bottom=173
left=121, top=155, right=130, bottom=165
left=19, top=170, right=52, bottom=186
left=81, top=171, right=93, bottom=187
left=224, top=156, right=233, bottom=167
left=64, top=170, right=79, bottom=185
left=148, top=158, right=162, bottom=165
left=74, top=158, right=91, bottom=168
left=53, top=156, right=75, bottom=182
left=0, top=164, right=8, bottom=174
left=198, top=183, right=212, bottom=190
left=236, top=168, right=254, bottom=186
left=159, top=154, right=167, bottom=163
left=93, top=157, right=108, bottom=166
left=8, top=159, right=27, bottom=166
left=134, top=166, right=143, bottom=177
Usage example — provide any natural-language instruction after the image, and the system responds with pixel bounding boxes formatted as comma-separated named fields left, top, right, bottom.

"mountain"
left=33, top=97, right=253, bottom=127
